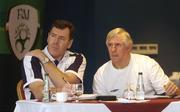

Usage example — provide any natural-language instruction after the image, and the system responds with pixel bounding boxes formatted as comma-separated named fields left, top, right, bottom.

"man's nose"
left=111, top=45, right=116, bottom=51
left=53, top=37, right=59, bottom=44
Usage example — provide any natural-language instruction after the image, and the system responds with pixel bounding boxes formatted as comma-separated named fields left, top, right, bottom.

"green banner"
left=0, top=0, right=44, bottom=55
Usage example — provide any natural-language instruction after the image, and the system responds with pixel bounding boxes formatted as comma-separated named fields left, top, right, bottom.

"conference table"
left=14, top=97, right=180, bottom=112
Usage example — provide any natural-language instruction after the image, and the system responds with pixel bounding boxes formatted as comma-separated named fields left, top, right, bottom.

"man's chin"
left=50, top=52, right=60, bottom=58
left=111, top=59, right=118, bottom=63
left=111, top=57, right=119, bottom=61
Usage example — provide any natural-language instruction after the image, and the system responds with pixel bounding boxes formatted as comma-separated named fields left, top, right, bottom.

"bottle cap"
left=138, top=72, right=143, bottom=75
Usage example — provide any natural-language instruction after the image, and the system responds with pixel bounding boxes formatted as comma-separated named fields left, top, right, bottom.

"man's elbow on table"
left=164, top=81, right=180, bottom=97
left=29, top=82, right=44, bottom=100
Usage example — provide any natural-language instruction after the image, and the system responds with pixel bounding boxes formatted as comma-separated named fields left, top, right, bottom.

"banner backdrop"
left=0, top=0, right=44, bottom=111
left=0, top=0, right=44, bottom=58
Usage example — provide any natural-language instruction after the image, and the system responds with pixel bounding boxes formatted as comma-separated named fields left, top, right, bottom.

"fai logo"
left=6, top=4, right=39, bottom=60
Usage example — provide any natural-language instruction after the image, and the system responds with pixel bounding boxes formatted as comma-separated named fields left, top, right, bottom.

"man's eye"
left=116, top=44, right=121, bottom=47
left=59, top=37, right=65, bottom=40
left=108, top=44, right=112, bottom=47
left=50, top=33, right=56, bottom=38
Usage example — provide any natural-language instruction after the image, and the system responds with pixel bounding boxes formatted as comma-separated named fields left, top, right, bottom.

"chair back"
left=16, top=80, right=25, bottom=100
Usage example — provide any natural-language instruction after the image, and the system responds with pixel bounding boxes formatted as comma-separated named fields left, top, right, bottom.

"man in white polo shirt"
left=93, top=27, right=179, bottom=98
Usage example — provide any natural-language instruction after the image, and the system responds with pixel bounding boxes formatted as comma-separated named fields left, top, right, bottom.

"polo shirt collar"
left=43, top=46, right=69, bottom=63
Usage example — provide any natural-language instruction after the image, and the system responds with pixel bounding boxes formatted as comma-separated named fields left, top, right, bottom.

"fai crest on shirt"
left=6, top=4, right=39, bottom=60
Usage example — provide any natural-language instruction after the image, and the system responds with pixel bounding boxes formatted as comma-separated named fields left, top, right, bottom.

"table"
left=14, top=98, right=180, bottom=112
left=102, top=99, right=180, bottom=112
left=14, top=100, right=111, bottom=112
left=81, top=98, right=180, bottom=112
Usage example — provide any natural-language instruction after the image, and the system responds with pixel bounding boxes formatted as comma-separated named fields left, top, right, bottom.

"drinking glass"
left=122, top=83, right=135, bottom=100
left=71, top=83, right=84, bottom=102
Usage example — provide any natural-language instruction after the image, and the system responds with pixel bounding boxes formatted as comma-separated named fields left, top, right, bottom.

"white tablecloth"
left=14, top=100, right=111, bottom=112
left=162, top=101, right=180, bottom=112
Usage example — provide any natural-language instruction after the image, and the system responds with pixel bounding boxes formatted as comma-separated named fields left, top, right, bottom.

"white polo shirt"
left=93, top=53, right=169, bottom=97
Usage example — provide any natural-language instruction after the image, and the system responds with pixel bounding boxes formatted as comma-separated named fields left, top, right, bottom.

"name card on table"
left=162, top=101, right=180, bottom=112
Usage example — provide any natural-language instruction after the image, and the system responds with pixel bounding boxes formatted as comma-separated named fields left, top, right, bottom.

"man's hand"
left=25, top=49, right=47, bottom=62
left=164, top=81, right=178, bottom=96
left=53, top=84, right=73, bottom=97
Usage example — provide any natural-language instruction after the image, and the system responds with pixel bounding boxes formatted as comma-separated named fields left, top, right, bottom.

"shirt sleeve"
left=93, top=66, right=107, bottom=95
left=147, top=58, right=169, bottom=94
left=22, top=56, right=43, bottom=89
left=66, top=54, right=86, bottom=82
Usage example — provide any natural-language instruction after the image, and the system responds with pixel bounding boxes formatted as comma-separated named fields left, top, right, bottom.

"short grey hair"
left=106, top=27, right=133, bottom=47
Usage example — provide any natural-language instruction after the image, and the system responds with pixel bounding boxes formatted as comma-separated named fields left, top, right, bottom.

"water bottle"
left=136, top=72, right=145, bottom=100
left=42, top=73, right=50, bottom=102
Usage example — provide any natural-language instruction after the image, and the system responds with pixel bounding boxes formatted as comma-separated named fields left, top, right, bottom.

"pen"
left=62, top=77, right=71, bottom=85
left=110, top=89, right=119, bottom=92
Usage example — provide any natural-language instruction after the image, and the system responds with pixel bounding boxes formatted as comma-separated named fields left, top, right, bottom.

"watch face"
left=45, top=57, right=49, bottom=62
left=43, top=57, right=49, bottom=64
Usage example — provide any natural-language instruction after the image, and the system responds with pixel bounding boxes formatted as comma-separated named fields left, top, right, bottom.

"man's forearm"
left=42, top=61, right=67, bottom=87
left=175, top=88, right=180, bottom=95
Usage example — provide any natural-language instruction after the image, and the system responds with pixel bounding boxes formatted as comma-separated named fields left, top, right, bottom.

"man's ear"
left=47, top=33, right=50, bottom=43
left=127, top=44, right=132, bottom=52
left=68, top=39, right=73, bottom=49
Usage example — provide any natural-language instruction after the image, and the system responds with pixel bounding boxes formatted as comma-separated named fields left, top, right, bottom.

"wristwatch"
left=42, top=57, right=50, bottom=64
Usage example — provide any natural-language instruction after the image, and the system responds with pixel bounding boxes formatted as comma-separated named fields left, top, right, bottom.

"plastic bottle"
left=42, top=73, right=50, bottom=102
left=136, top=72, right=145, bottom=100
